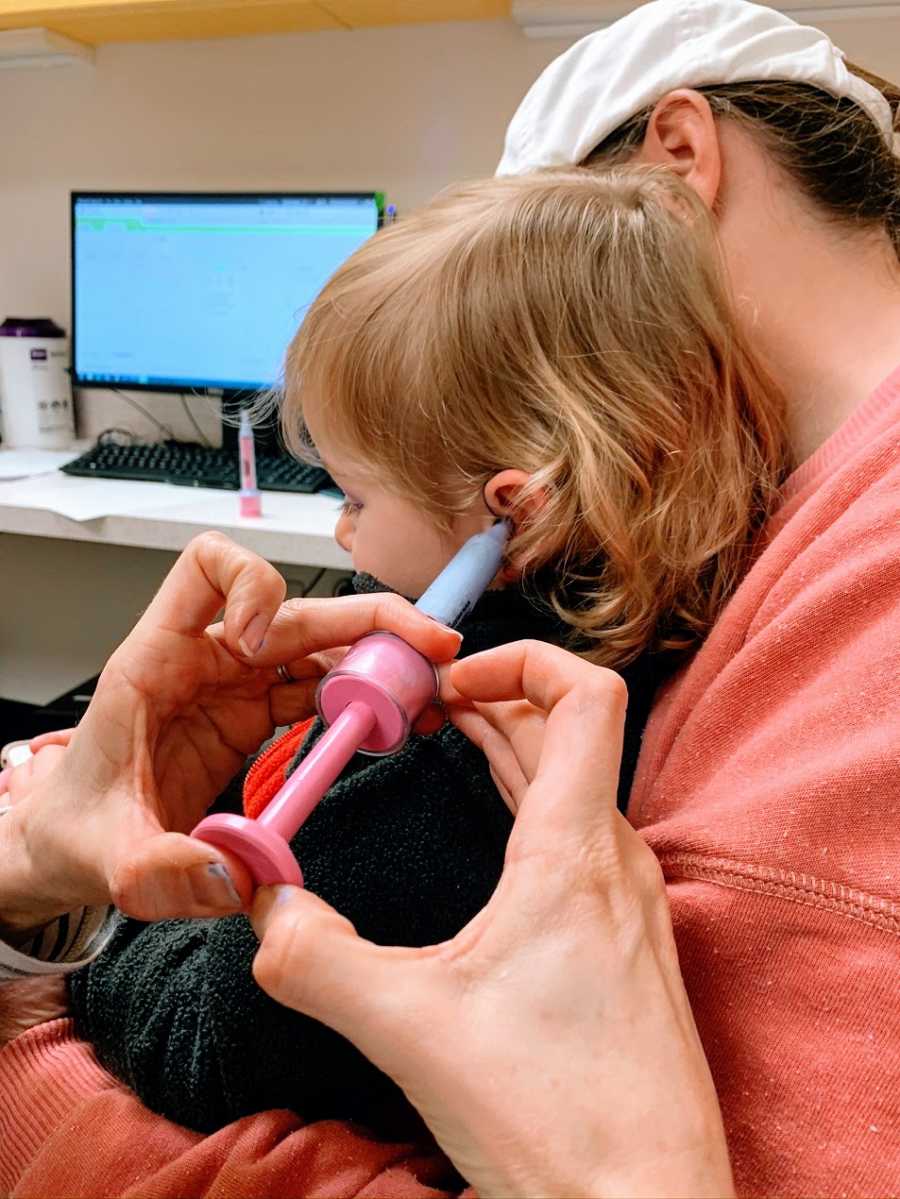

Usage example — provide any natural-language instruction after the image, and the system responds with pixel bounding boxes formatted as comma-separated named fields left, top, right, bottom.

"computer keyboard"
left=61, top=440, right=336, bottom=495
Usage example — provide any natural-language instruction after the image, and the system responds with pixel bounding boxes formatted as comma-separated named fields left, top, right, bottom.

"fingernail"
left=238, top=613, right=270, bottom=658
left=425, top=615, right=456, bottom=632
left=425, top=617, right=463, bottom=646
left=273, top=884, right=298, bottom=905
left=195, top=863, right=242, bottom=909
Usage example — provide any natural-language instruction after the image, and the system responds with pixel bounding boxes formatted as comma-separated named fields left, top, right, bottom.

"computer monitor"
left=71, top=191, right=383, bottom=396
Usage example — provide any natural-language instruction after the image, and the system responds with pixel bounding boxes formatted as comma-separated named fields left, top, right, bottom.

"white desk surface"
left=0, top=471, right=351, bottom=570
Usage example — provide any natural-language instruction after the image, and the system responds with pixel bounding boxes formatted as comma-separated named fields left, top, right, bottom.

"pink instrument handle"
left=258, top=700, right=376, bottom=840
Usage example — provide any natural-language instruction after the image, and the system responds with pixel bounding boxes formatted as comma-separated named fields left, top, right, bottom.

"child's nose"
left=334, top=512, right=354, bottom=553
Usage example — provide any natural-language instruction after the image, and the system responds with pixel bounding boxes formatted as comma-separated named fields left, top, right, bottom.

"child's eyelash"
left=340, top=497, right=363, bottom=516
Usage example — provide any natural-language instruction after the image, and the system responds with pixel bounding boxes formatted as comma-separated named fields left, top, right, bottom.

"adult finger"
left=449, top=642, right=628, bottom=834
left=204, top=622, right=339, bottom=691
left=413, top=701, right=446, bottom=736
left=242, top=593, right=463, bottom=669
left=251, top=886, right=429, bottom=1039
left=269, top=679, right=321, bottom=727
left=447, top=642, right=627, bottom=773
left=264, top=649, right=337, bottom=725
left=447, top=696, right=543, bottom=750
left=29, top=728, right=76, bottom=752
left=134, top=532, right=287, bottom=660
left=444, top=639, right=616, bottom=715
left=7, top=746, right=67, bottom=805
left=489, top=765, right=516, bottom=812
left=448, top=706, right=530, bottom=812
left=110, top=831, right=254, bottom=921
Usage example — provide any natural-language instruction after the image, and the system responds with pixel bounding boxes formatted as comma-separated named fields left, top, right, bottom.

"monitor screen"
left=72, top=192, right=382, bottom=393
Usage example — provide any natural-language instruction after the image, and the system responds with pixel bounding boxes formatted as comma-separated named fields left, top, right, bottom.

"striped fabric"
left=0, top=907, right=117, bottom=981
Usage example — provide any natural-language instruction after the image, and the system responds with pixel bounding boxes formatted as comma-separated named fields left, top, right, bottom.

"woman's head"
left=283, top=168, right=786, bottom=668
left=499, top=0, right=900, bottom=259
left=499, top=1, right=900, bottom=442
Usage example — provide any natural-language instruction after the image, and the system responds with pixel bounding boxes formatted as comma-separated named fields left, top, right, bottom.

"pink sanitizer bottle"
left=192, top=521, right=510, bottom=888
left=238, top=409, right=263, bottom=518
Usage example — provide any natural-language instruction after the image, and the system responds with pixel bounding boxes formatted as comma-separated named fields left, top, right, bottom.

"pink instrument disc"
left=192, top=635, right=438, bottom=888
left=192, top=813, right=303, bottom=887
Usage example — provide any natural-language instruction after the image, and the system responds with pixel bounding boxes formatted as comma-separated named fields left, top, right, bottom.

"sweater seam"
left=660, top=852, right=900, bottom=937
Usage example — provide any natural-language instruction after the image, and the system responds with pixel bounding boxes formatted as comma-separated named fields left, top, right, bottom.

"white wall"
left=0, top=19, right=566, bottom=438
left=1, top=13, right=898, bottom=440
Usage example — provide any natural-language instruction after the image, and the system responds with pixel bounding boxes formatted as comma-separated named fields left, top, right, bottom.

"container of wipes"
left=0, top=317, right=75, bottom=449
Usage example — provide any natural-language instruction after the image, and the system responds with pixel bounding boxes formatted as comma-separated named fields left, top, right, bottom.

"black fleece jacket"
left=70, top=581, right=662, bottom=1134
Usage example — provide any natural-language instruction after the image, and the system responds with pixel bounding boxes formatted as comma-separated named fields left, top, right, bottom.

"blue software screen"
left=73, top=194, right=380, bottom=391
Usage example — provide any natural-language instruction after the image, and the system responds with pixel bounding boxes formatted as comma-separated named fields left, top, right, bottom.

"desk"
left=0, top=472, right=351, bottom=706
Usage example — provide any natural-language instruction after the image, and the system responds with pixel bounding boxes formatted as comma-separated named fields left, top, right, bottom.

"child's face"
left=306, top=410, right=493, bottom=598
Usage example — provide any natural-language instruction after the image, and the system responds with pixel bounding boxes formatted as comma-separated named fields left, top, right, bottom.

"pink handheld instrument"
left=191, top=521, right=510, bottom=888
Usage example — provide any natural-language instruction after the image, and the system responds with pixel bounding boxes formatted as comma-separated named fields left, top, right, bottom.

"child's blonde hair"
left=282, top=168, right=787, bottom=667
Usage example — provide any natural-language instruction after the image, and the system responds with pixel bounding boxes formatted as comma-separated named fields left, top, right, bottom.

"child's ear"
left=484, top=471, right=551, bottom=581
left=483, top=470, right=547, bottom=526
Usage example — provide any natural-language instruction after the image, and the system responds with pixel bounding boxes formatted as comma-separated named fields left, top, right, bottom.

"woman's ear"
left=634, top=89, right=722, bottom=211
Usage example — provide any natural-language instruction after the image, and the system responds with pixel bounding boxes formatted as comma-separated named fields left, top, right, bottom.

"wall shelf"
left=0, top=0, right=511, bottom=45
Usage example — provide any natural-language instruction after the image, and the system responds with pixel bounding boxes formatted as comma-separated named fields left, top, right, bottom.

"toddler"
left=71, top=167, right=786, bottom=1133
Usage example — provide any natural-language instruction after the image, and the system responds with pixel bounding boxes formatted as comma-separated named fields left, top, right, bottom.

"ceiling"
left=0, top=0, right=512, bottom=45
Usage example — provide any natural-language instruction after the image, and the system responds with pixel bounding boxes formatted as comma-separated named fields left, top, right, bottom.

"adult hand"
left=0, top=739, right=69, bottom=806
left=0, top=533, right=461, bottom=934
left=442, top=687, right=545, bottom=812
left=251, top=640, right=733, bottom=1199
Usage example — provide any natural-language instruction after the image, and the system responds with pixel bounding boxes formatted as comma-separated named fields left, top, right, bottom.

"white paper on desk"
left=0, top=474, right=204, bottom=521
left=0, top=447, right=81, bottom=479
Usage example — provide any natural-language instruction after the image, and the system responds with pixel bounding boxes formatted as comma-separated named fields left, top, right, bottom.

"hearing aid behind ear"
left=192, top=522, right=510, bottom=888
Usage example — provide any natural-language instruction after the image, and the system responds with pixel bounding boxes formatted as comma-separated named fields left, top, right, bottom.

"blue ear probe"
left=415, top=520, right=511, bottom=626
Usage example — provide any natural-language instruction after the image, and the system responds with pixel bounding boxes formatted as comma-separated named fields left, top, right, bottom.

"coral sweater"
left=0, top=371, right=897, bottom=1198
left=629, top=368, right=900, bottom=1196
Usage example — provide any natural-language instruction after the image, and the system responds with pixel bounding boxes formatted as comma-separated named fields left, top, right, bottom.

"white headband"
left=498, top=0, right=895, bottom=175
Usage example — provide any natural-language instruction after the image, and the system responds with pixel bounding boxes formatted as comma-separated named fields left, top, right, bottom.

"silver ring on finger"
left=276, top=663, right=296, bottom=685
